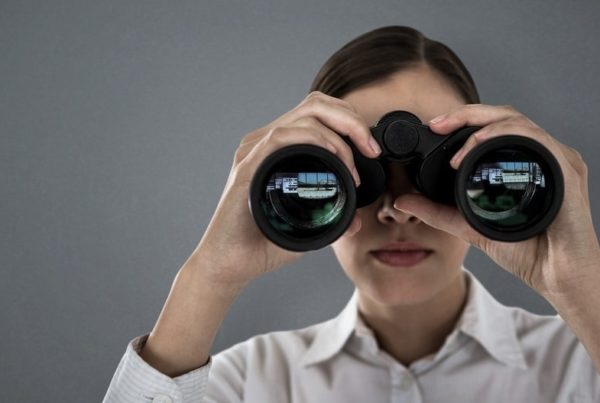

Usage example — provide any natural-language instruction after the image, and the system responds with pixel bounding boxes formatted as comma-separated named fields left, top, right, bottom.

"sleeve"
left=102, top=334, right=212, bottom=403
left=546, top=317, right=600, bottom=401
left=571, top=339, right=600, bottom=401
left=203, top=340, right=249, bottom=402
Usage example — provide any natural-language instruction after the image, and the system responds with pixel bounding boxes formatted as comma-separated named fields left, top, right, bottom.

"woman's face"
left=332, top=65, right=471, bottom=307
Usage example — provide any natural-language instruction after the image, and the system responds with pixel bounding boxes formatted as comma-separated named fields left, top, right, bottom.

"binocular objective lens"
left=250, top=145, right=357, bottom=251
left=465, top=149, right=549, bottom=228
left=261, top=158, right=347, bottom=237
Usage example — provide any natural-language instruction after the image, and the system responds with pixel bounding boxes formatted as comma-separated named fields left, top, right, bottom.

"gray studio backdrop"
left=2, top=1, right=599, bottom=401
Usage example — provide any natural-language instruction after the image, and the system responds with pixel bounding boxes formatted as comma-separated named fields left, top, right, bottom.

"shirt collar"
left=457, top=268, right=527, bottom=369
left=299, top=287, right=359, bottom=367
left=299, top=267, right=527, bottom=370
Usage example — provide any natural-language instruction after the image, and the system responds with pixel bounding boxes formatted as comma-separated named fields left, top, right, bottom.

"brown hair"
left=309, top=26, right=480, bottom=104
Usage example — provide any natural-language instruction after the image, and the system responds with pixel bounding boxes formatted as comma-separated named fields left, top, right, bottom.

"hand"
left=392, top=104, right=600, bottom=297
left=191, top=91, right=380, bottom=286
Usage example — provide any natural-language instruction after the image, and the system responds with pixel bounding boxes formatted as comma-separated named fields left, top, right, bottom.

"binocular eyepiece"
left=249, top=110, right=564, bottom=251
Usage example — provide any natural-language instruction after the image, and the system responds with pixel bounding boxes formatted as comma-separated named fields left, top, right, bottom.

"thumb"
left=393, top=193, right=480, bottom=245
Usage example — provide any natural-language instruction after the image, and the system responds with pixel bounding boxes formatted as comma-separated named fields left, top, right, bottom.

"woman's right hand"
left=189, top=91, right=382, bottom=286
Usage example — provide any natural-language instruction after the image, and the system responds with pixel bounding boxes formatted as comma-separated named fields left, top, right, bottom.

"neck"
left=357, top=271, right=469, bottom=366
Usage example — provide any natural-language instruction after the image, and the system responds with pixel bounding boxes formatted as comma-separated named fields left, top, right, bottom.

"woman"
left=104, top=26, right=600, bottom=402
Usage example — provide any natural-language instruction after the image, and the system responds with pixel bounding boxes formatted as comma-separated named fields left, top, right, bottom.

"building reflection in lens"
left=265, top=171, right=343, bottom=230
left=467, top=161, right=544, bottom=221
left=266, top=172, right=338, bottom=199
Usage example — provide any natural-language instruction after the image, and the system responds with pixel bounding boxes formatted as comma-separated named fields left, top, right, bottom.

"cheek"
left=331, top=237, right=361, bottom=269
left=331, top=209, right=376, bottom=260
left=331, top=235, right=371, bottom=286
left=436, top=235, right=470, bottom=263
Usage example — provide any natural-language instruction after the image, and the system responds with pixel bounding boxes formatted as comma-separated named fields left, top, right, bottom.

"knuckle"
left=570, top=146, right=584, bottom=161
left=524, top=116, right=539, bottom=127
left=344, top=112, right=368, bottom=135
left=267, top=126, right=288, bottom=141
left=462, top=104, right=480, bottom=113
left=501, top=104, right=518, bottom=113
left=295, top=116, right=319, bottom=128
left=307, top=90, right=324, bottom=99
left=337, top=97, right=356, bottom=111
left=339, top=146, right=355, bottom=167
left=345, top=114, right=364, bottom=134
left=504, top=115, right=534, bottom=129
left=325, top=133, right=348, bottom=154
left=507, top=115, right=527, bottom=124
left=471, top=133, right=486, bottom=147
left=240, top=131, right=252, bottom=142
left=453, top=104, right=478, bottom=119
left=304, top=91, right=328, bottom=105
left=233, top=148, right=245, bottom=163
left=531, top=127, right=551, bottom=140
left=566, top=146, right=587, bottom=174
left=529, top=126, right=545, bottom=135
left=304, top=95, right=326, bottom=111
left=337, top=139, right=353, bottom=157
left=240, top=129, right=259, bottom=145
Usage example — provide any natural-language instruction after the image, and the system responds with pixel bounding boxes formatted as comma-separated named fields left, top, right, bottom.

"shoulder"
left=210, top=318, right=330, bottom=373
left=507, top=305, right=599, bottom=393
left=509, top=305, right=584, bottom=359
left=509, top=305, right=578, bottom=349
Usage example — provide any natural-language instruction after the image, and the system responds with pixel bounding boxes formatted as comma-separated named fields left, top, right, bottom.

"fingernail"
left=352, top=167, right=361, bottom=187
left=393, top=202, right=409, bottom=212
left=429, top=114, right=446, bottom=125
left=450, top=148, right=465, bottom=167
left=369, top=137, right=381, bottom=155
left=474, top=128, right=490, bottom=140
left=325, top=142, right=337, bottom=154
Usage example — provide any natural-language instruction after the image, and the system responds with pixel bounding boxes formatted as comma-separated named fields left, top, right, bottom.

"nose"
left=376, top=194, right=421, bottom=224
left=376, top=164, right=422, bottom=225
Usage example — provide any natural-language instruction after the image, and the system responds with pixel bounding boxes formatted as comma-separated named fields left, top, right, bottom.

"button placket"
left=399, top=375, right=412, bottom=390
left=152, top=394, right=173, bottom=403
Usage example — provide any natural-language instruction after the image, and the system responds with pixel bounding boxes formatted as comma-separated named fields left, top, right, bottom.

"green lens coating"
left=261, top=160, right=347, bottom=238
left=465, top=150, right=548, bottom=228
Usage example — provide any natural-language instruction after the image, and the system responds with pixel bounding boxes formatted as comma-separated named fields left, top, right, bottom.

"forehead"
left=341, top=65, right=466, bottom=126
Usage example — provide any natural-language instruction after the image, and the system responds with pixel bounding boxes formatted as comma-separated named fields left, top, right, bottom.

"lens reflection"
left=466, top=155, right=547, bottom=227
left=262, top=169, right=346, bottom=236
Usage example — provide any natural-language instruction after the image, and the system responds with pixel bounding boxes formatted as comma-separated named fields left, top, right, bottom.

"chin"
left=357, top=276, right=443, bottom=306
left=366, top=280, right=441, bottom=307
left=357, top=257, right=456, bottom=307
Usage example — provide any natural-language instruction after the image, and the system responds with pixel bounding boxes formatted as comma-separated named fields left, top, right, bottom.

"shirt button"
left=152, top=394, right=173, bottom=403
left=399, top=376, right=412, bottom=389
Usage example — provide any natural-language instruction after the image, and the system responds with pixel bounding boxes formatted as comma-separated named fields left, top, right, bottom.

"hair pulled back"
left=310, top=26, right=479, bottom=104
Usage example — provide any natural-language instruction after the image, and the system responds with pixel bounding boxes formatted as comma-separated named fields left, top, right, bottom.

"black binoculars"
left=249, top=110, right=564, bottom=251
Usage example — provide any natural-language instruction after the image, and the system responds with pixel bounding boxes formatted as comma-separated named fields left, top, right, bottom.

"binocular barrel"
left=249, top=111, right=564, bottom=251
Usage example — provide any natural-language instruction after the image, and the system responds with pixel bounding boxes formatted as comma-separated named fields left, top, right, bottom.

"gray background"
left=2, top=0, right=599, bottom=401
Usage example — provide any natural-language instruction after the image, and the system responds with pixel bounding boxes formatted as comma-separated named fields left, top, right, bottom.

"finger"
left=276, top=91, right=359, bottom=125
left=392, top=193, right=487, bottom=249
left=561, top=143, right=588, bottom=180
left=278, top=91, right=382, bottom=159
left=428, top=104, right=528, bottom=135
left=238, top=125, right=358, bottom=185
left=558, top=144, right=590, bottom=207
left=449, top=119, right=551, bottom=169
left=294, top=116, right=361, bottom=186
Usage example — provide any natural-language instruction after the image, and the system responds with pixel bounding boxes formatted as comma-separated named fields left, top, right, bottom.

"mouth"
left=369, top=242, right=434, bottom=267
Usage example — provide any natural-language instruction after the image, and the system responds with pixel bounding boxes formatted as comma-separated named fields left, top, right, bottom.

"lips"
left=369, top=242, right=433, bottom=267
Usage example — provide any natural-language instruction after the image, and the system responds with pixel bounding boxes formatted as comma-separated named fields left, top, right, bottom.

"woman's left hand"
left=392, top=104, right=600, bottom=300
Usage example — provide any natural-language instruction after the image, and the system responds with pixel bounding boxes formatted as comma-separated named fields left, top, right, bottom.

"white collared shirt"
left=103, top=268, right=600, bottom=402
